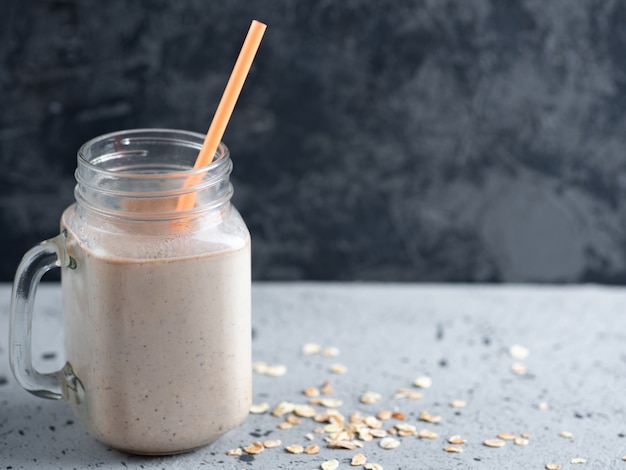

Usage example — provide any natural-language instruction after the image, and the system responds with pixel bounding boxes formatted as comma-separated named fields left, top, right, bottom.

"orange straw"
left=176, top=19, right=267, bottom=211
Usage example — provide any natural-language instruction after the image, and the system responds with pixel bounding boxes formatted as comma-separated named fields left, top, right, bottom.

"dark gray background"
left=2, top=0, right=626, bottom=283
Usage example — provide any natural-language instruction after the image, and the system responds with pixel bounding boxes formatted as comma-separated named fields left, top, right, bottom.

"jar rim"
left=74, top=128, right=234, bottom=220
left=77, top=128, right=229, bottom=178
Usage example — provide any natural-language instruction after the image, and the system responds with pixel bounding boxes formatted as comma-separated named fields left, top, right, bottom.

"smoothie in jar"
left=61, top=206, right=251, bottom=454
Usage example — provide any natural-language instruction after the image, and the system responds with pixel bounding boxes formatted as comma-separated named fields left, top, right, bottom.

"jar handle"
left=9, top=231, right=83, bottom=402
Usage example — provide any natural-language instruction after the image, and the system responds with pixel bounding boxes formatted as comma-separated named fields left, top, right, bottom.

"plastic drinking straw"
left=176, top=19, right=267, bottom=212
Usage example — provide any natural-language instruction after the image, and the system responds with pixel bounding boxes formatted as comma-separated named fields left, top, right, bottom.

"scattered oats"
left=377, top=410, right=392, bottom=420
left=413, top=376, right=433, bottom=389
left=286, top=415, right=301, bottom=425
left=570, top=458, right=587, bottom=464
left=391, top=411, right=405, bottom=420
left=396, top=423, right=417, bottom=433
left=450, top=399, right=467, bottom=408
left=444, top=445, right=463, bottom=453
left=448, top=435, right=466, bottom=444
left=226, top=448, right=243, bottom=456
left=252, top=361, right=269, bottom=373
left=483, top=439, right=506, bottom=448
left=329, top=409, right=344, bottom=420
left=327, top=439, right=359, bottom=450
left=305, top=433, right=315, bottom=441
left=272, top=401, right=295, bottom=417
left=294, top=404, right=316, bottom=418
left=509, top=344, right=530, bottom=360
left=321, top=459, right=339, bottom=470
left=314, top=427, right=325, bottom=434
left=369, top=429, right=388, bottom=438
left=511, top=362, right=528, bottom=375
left=418, top=411, right=442, bottom=424
left=285, top=444, right=304, bottom=454
left=330, top=363, right=348, bottom=374
left=379, top=437, right=401, bottom=449
left=303, top=342, right=322, bottom=355
left=304, top=386, right=320, bottom=397
left=314, top=412, right=332, bottom=423
left=321, top=380, right=334, bottom=395
left=265, top=364, right=287, bottom=377
left=546, top=464, right=561, bottom=470
left=386, top=428, right=397, bottom=435
left=360, top=391, right=382, bottom=404
left=328, top=431, right=354, bottom=442
left=538, top=402, right=549, bottom=410
left=324, top=423, right=345, bottom=433
left=393, top=388, right=422, bottom=400
left=359, top=429, right=374, bottom=441
left=351, top=453, right=367, bottom=466
left=263, top=439, right=282, bottom=448
left=417, top=429, right=438, bottom=439
left=623, top=456, right=626, bottom=461
left=277, top=422, right=292, bottom=430
left=497, top=432, right=517, bottom=441
left=520, top=432, right=531, bottom=439
left=364, top=464, right=383, bottom=470
left=304, top=444, right=320, bottom=455
left=514, top=437, right=529, bottom=446
left=249, top=402, right=269, bottom=414
left=322, top=346, right=340, bottom=357
left=319, top=398, right=343, bottom=408
left=349, top=412, right=363, bottom=423
left=559, top=431, right=574, bottom=439
left=364, top=416, right=383, bottom=429
left=243, top=441, right=264, bottom=454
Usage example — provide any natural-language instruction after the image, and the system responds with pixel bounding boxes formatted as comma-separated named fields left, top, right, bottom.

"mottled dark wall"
left=2, top=0, right=626, bottom=283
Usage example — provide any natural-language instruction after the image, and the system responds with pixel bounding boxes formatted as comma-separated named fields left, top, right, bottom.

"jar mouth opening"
left=74, top=129, right=234, bottom=220
left=77, top=128, right=229, bottom=178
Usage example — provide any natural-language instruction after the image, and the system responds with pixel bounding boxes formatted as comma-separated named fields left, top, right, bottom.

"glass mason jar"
left=9, top=129, right=251, bottom=455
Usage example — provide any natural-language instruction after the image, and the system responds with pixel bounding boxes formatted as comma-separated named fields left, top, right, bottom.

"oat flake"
left=360, top=391, right=382, bottom=404
left=417, top=429, right=438, bottom=439
left=285, top=444, right=304, bottom=454
left=321, top=459, right=339, bottom=470
left=351, top=453, right=367, bottom=466
left=302, top=343, right=322, bottom=355
left=379, top=437, right=401, bottom=449
left=448, top=435, right=466, bottom=444
left=514, top=437, right=529, bottom=446
left=243, top=441, right=264, bottom=454
left=413, top=376, right=433, bottom=389
left=249, top=402, right=269, bottom=414
left=330, top=363, right=348, bottom=374
left=263, top=439, right=281, bottom=448
left=509, top=344, right=529, bottom=360
left=304, top=444, right=320, bottom=455
left=483, top=438, right=506, bottom=448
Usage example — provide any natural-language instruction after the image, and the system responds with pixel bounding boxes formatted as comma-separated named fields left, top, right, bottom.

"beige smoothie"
left=60, top=207, right=251, bottom=455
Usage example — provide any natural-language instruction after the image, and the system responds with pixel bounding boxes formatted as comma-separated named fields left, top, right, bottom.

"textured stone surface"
left=3, top=1, right=626, bottom=282
left=2, top=283, right=626, bottom=468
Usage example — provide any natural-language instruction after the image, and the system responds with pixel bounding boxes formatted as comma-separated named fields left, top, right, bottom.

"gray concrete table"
left=1, top=283, right=626, bottom=469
